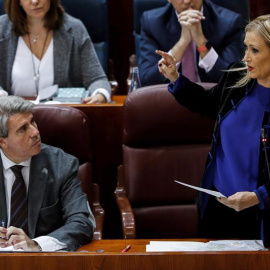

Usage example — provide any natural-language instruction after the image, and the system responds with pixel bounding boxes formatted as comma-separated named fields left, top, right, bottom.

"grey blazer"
left=0, top=13, right=111, bottom=96
left=0, top=144, right=94, bottom=251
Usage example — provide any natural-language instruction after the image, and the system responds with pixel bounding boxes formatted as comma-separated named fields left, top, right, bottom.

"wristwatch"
left=197, top=40, right=212, bottom=53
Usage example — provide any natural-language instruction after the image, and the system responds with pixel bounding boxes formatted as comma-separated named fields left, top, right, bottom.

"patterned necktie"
left=181, top=42, right=197, bottom=82
left=10, top=165, right=28, bottom=234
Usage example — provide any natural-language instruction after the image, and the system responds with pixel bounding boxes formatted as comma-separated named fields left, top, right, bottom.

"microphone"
left=261, top=128, right=270, bottom=182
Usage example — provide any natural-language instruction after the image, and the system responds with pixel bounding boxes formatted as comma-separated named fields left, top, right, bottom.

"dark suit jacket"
left=0, top=144, right=94, bottom=251
left=168, top=63, right=270, bottom=247
left=139, top=0, right=246, bottom=86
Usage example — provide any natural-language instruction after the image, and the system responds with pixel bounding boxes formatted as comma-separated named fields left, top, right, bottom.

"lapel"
left=218, top=80, right=256, bottom=120
left=196, top=1, right=213, bottom=76
left=0, top=19, right=18, bottom=93
left=0, top=161, right=7, bottom=226
left=166, top=7, right=180, bottom=34
left=53, top=16, right=73, bottom=86
left=6, top=33, right=18, bottom=93
left=164, top=6, right=181, bottom=50
left=27, top=152, right=48, bottom=238
left=201, top=0, right=213, bottom=42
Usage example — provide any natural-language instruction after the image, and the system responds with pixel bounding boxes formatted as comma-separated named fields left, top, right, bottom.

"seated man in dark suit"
left=139, top=0, right=246, bottom=86
left=0, top=96, right=94, bottom=251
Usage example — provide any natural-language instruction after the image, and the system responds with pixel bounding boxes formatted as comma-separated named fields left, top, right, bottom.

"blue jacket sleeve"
left=254, top=186, right=270, bottom=210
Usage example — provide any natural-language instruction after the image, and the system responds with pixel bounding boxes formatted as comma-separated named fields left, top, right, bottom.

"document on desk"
left=174, top=180, right=226, bottom=198
left=0, top=246, right=24, bottom=252
left=146, top=240, right=266, bottom=252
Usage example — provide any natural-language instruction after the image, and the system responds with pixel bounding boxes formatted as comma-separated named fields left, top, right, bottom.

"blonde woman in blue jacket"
left=157, top=15, right=270, bottom=247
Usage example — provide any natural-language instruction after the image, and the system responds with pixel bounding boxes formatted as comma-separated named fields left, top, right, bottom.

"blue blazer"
left=139, top=0, right=246, bottom=86
left=168, top=63, right=270, bottom=247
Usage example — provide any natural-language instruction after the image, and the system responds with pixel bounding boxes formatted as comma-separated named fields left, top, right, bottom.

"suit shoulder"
left=63, top=13, right=88, bottom=34
left=60, top=13, right=89, bottom=42
left=0, top=15, right=11, bottom=36
left=64, top=13, right=84, bottom=27
left=142, top=4, right=173, bottom=24
left=0, top=14, right=8, bottom=23
left=40, top=144, right=78, bottom=164
left=204, top=0, right=244, bottom=26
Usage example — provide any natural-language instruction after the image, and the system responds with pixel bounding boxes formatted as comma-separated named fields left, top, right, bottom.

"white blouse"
left=11, top=37, right=54, bottom=97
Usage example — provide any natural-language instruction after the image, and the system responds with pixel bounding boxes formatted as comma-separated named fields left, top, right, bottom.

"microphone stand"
left=261, top=128, right=270, bottom=181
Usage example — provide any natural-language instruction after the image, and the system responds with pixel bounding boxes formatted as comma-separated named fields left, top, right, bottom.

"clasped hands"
left=178, top=9, right=205, bottom=43
left=168, top=9, right=207, bottom=65
left=217, top=191, right=260, bottom=212
left=156, top=9, right=206, bottom=82
left=0, top=226, right=40, bottom=251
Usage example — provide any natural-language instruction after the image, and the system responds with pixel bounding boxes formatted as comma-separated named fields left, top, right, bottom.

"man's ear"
left=0, top=138, right=7, bottom=149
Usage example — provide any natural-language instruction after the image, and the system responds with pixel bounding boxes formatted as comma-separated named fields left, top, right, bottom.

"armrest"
left=78, top=163, right=105, bottom=240
left=91, top=183, right=105, bottom=240
left=114, top=165, right=136, bottom=239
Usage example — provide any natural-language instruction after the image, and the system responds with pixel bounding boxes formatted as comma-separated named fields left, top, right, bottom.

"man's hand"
left=156, top=50, right=179, bottom=83
left=0, top=226, right=7, bottom=246
left=217, top=192, right=260, bottom=212
left=178, top=9, right=205, bottom=42
left=171, top=9, right=206, bottom=62
left=83, top=93, right=106, bottom=104
left=178, top=9, right=207, bottom=56
left=1, top=226, right=40, bottom=251
left=178, top=9, right=205, bottom=27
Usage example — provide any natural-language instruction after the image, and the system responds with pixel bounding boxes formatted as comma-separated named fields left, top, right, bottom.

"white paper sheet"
left=0, top=246, right=23, bottom=252
left=174, top=180, right=226, bottom=198
left=146, top=240, right=266, bottom=252
left=146, top=241, right=205, bottom=252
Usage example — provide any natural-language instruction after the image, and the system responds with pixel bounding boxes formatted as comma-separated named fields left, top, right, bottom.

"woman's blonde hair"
left=231, top=14, right=270, bottom=88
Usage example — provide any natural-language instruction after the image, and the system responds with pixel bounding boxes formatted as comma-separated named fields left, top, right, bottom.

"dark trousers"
left=198, top=194, right=261, bottom=239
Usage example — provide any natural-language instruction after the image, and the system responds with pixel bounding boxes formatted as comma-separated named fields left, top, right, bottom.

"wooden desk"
left=63, top=95, right=126, bottom=238
left=1, top=239, right=270, bottom=270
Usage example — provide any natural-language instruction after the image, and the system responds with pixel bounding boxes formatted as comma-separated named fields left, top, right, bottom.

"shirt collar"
left=0, top=149, right=31, bottom=171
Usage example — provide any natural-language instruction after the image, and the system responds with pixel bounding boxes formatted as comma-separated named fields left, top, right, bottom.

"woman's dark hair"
left=5, top=0, right=65, bottom=35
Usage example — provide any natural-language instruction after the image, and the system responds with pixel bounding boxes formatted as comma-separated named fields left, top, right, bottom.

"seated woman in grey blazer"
left=0, top=0, right=111, bottom=104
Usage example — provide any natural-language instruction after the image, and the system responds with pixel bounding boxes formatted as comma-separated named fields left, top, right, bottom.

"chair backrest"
left=0, top=0, right=109, bottom=74
left=61, top=0, right=109, bottom=74
left=119, top=84, right=214, bottom=238
left=32, top=105, right=104, bottom=240
left=134, top=0, right=250, bottom=63
left=32, top=105, right=93, bottom=200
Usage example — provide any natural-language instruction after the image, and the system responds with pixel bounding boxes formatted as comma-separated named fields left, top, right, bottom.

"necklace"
left=28, top=31, right=49, bottom=96
left=30, top=34, right=40, bottom=44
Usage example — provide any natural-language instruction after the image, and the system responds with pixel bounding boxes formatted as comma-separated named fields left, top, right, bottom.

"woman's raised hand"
left=156, top=50, right=179, bottom=83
